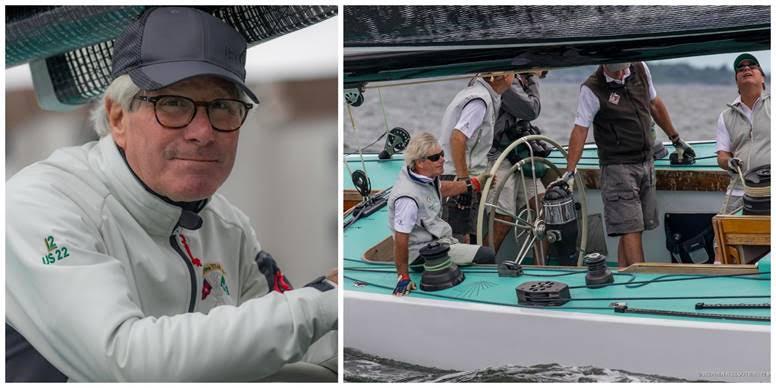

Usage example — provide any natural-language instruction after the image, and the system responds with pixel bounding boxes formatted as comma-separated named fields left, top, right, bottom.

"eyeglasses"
left=424, top=150, right=445, bottom=162
left=736, top=62, right=759, bottom=73
left=134, top=95, right=254, bottom=132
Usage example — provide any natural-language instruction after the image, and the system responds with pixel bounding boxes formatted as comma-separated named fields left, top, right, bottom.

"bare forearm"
left=717, top=151, right=732, bottom=171
left=566, top=125, right=589, bottom=172
left=394, top=232, right=411, bottom=276
left=450, top=130, right=469, bottom=177
left=650, top=97, right=678, bottom=139
left=441, top=180, right=467, bottom=197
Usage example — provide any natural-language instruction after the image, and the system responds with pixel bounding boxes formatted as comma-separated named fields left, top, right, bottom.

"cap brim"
left=733, top=54, right=759, bottom=70
left=129, top=61, right=259, bottom=103
left=604, top=63, right=630, bottom=72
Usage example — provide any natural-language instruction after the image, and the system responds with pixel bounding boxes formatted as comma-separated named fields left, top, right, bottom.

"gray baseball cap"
left=111, top=7, right=258, bottom=103
left=604, top=63, right=630, bottom=72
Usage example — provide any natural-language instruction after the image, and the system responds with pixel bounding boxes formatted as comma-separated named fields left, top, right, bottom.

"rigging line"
left=342, top=275, right=769, bottom=312
left=528, top=295, right=770, bottom=302
left=346, top=104, right=368, bottom=174
left=342, top=275, right=608, bottom=310
left=363, top=74, right=474, bottom=90
left=377, top=87, right=390, bottom=134
left=567, top=272, right=769, bottom=290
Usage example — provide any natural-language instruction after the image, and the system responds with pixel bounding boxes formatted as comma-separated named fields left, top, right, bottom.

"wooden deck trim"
left=621, top=262, right=759, bottom=275
left=578, top=168, right=729, bottom=192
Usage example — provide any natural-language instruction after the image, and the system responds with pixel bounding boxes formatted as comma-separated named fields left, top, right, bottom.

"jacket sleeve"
left=500, top=77, right=541, bottom=121
left=6, top=179, right=337, bottom=382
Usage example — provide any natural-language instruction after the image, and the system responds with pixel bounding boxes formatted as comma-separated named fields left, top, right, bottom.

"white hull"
left=345, top=291, right=770, bottom=382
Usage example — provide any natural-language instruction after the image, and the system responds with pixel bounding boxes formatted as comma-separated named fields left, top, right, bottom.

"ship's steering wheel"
left=476, top=135, right=588, bottom=266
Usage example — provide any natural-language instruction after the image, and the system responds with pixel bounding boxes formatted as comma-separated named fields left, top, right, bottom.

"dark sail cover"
left=6, top=6, right=337, bottom=106
left=344, top=6, right=770, bottom=85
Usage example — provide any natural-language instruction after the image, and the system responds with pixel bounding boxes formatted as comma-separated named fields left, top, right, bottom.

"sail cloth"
left=6, top=6, right=337, bottom=108
left=344, top=6, right=770, bottom=86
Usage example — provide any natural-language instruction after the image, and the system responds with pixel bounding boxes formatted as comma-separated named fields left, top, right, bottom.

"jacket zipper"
left=169, top=229, right=197, bottom=313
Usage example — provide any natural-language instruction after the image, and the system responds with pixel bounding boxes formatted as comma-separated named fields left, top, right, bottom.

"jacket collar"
left=472, top=77, right=502, bottom=108
left=95, top=135, right=194, bottom=236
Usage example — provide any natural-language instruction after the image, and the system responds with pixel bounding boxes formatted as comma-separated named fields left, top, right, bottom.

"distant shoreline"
left=541, top=63, right=769, bottom=86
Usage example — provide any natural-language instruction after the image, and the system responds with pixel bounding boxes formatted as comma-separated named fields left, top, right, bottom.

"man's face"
left=111, top=76, right=242, bottom=202
left=494, top=73, right=516, bottom=94
left=415, top=144, right=445, bottom=178
left=735, top=60, right=764, bottom=91
left=603, top=65, right=628, bottom=81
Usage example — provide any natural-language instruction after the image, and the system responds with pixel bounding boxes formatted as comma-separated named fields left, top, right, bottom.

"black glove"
left=671, top=136, right=696, bottom=159
left=727, top=157, right=744, bottom=174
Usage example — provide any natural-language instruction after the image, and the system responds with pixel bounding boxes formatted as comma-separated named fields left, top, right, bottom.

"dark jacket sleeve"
left=500, top=76, right=541, bottom=121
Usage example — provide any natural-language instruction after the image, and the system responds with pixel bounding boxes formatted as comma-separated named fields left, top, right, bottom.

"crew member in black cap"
left=7, top=7, right=336, bottom=382
left=715, top=53, right=770, bottom=215
left=559, top=61, right=695, bottom=267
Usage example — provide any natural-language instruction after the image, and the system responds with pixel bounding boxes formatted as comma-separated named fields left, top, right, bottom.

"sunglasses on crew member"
left=736, top=62, right=759, bottom=73
left=424, top=150, right=445, bottom=162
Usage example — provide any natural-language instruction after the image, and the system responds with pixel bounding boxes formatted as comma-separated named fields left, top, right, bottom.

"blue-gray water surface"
left=344, top=348, right=707, bottom=383
left=344, top=75, right=738, bottom=153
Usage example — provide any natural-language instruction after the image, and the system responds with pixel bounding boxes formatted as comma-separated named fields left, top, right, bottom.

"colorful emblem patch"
left=202, top=263, right=231, bottom=305
left=41, top=235, right=70, bottom=265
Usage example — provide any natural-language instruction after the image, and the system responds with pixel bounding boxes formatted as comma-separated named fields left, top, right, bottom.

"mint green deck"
left=344, top=140, right=770, bottom=325
left=344, top=260, right=770, bottom=325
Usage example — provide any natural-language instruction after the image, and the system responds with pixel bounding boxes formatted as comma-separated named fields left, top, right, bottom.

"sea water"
left=343, top=77, right=733, bottom=382
left=344, top=348, right=708, bottom=383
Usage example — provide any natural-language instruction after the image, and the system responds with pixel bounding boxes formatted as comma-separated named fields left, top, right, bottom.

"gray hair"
left=404, top=132, right=440, bottom=170
left=89, top=75, right=248, bottom=137
left=90, top=75, right=141, bottom=137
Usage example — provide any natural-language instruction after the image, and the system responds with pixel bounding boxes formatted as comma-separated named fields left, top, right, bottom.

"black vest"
left=583, top=63, right=652, bottom=165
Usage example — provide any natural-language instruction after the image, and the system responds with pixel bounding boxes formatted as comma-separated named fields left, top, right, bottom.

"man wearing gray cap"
left=560, top=62, right=695, bottom=267
left=6, top=7, right=336, bottom=382
left=715, top=53, right=770, bottom=215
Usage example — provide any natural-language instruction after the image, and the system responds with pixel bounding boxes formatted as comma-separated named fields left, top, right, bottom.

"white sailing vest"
left=439, top=77, right=501, bottom=176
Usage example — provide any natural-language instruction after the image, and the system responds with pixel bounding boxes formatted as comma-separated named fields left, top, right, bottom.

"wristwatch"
left=305, top=275, right=335, bottom=292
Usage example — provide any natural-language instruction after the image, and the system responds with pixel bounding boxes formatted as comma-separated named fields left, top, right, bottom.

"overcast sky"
left=656, top=50, right=771, bottom=72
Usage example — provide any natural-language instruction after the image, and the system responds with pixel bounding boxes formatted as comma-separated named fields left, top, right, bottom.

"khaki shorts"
left=600, top=161, right=658, bottom=236
left=486, top=160, right=546, bottom=217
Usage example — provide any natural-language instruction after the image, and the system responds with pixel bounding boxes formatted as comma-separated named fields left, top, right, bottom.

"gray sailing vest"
left=722, top=93, right=770, bottom=192
left=440, top=78, right=501, bottom=175
left=388, top=167, right=455, bottom=261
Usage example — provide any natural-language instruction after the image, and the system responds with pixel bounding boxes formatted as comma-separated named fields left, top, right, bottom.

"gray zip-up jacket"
left=6, top=135, right=337, bottom=381
left=720, top=93, right=770, bottom=193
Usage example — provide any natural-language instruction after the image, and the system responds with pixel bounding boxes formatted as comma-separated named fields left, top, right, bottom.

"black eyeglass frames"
left=134, top=95, right=254, bottom=132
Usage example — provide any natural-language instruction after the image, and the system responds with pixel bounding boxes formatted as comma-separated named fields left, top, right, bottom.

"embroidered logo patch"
left=608, top=92, right=621, bottom=105
left=41, top=235, right=70, bottom=265
left=202, top=263, right=231, bottom=305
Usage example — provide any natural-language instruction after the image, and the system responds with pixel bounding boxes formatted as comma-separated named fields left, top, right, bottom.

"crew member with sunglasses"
left=6, top=7, right=336, bottom=382
left=388, top=132, right=496, bottom=296
left=439, top=71, right=514, bottom=244
left=562, top=62, right=695, bottom=267
left=715, top=53, right=770, bottom=215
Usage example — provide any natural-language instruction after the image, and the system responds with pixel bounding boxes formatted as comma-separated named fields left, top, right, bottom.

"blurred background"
left=5, top=14, right=338, bottom=286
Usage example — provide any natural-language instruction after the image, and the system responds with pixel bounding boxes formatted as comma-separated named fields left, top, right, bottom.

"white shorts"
left=486, top=160, right=546, bottom=217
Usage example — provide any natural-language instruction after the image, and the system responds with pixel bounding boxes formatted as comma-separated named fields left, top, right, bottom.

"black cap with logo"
left=111, top=7, right=259, bottom=103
